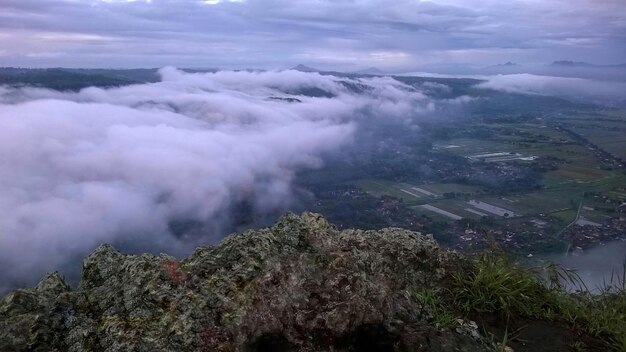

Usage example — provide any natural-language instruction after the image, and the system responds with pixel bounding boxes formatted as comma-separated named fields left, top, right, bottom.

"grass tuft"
left=450, top=252, right=547, bottom=319
left=412, top=289, right=457, bottom=328
left=448, top=252, right=626, bottom=351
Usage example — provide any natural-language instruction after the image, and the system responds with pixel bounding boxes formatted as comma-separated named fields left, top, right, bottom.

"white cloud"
left=477, top=73, right=626, bottom=102
left=0, top=68, right=440, bottom=290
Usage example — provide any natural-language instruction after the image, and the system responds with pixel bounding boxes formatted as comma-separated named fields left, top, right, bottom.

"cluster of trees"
left=0, top=68, right=159, bottom=91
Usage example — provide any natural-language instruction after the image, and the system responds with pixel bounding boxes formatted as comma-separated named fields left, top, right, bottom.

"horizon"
left=2, top=60, right=626, bottom=75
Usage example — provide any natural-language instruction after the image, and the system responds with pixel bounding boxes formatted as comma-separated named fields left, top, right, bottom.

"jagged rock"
left=36, top=272, right=71, bottom=296
left=0, top=212, right=492, bottom=351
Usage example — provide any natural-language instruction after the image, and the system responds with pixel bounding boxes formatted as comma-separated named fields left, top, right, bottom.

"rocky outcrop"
left=0, top=213, right=491, bottom=351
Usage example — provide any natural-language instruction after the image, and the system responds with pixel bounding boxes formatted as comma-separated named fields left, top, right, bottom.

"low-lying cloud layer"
left=0, top=68, right=445, bottom=291
left=477, top=73, right=626, bottom=104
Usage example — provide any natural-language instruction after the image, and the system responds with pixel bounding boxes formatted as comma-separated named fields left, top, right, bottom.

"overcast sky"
left=0, top=0, right=625, bottom=70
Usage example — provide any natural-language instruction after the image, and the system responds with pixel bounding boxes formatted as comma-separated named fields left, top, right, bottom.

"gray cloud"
left=0, top=68, right=447, bottom=291
left=476, top=73, right=626, bottom=105
left=0, top=0, right=624, bottom=69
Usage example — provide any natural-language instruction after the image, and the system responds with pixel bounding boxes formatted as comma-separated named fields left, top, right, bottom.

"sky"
left=0, top=0, right=625, bottom=70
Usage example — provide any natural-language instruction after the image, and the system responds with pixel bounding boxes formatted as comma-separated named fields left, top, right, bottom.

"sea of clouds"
left=0, top=67, right=451, bottom=291
left=2, top=67, right=625, bottom=292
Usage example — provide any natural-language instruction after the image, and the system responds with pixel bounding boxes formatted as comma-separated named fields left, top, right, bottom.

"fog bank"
left=0, top=68, right=447, bottom=292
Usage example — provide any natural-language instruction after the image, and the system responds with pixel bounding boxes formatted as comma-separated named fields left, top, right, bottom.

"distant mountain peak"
left=550, top=60, right=594, bottom=67
left=354, top=67, right=387, bottom=75
left=291, top=64, right=319, bottom=72
left=497, top=61, right=519, bottom=67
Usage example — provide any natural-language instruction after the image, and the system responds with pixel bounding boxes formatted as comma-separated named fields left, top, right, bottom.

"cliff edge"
left=0, top=212, right=493, bottom=351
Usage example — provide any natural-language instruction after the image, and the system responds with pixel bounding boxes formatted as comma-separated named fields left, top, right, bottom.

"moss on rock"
left=0, top=212, right=491, bottom=351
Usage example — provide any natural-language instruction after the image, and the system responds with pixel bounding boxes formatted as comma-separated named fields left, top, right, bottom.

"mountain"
left=550, top=60, right=595, bottom=67
left=482, top=62, right=521, bottom=72
left=290, top=64, right=320, bottom=72
left=353, top=67, right=387, bottom=75
left=496, top=61, right=519, bottom=67
left=550, top=60, right=626, bottom=68
left=0, top=213, right=619, bottom=351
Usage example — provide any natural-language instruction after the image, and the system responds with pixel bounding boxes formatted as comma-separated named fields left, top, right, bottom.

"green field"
left=413, top=183, right=484, bottom=195
left=570, top=128, right=626, bottom=159
left=555, top=110, right=626, bottom=159
left=551, top=164, right=612, bottom=182
left=356, top=180, right=428, bottom=205
left=543, top=170, right=625, bottom=193
left=356, top=180, right=484, bottom=203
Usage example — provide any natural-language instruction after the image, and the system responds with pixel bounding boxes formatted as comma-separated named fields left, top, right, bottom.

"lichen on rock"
left=0, top=212, right=491, bottom=351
